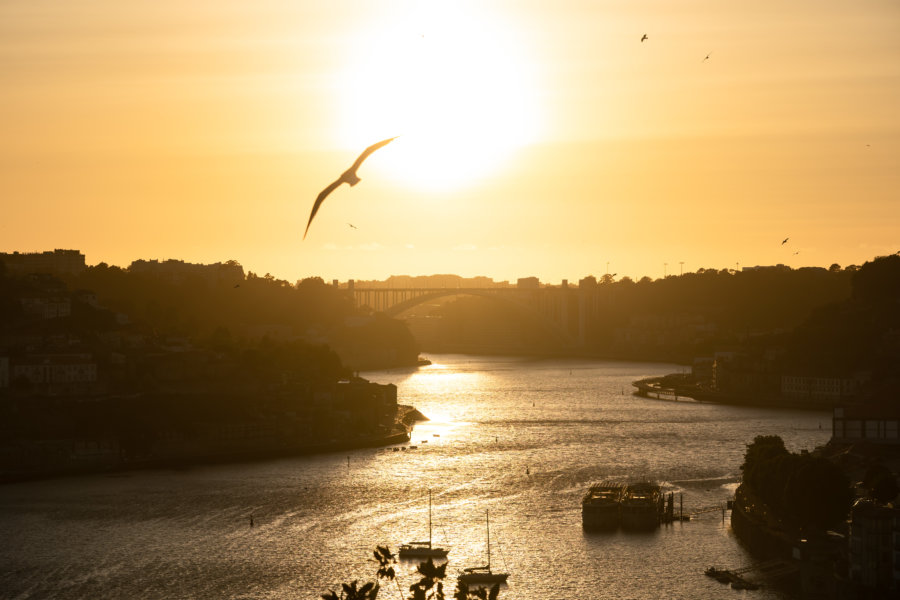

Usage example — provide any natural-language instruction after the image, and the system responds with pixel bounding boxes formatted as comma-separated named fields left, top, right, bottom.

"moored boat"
left=619, top=481, right=662, bottom=530
left=458, top=510, right=508, bottom=585
left=398, top=490, right=449, bottom=559
left=581, top=481, right=624, bottom=530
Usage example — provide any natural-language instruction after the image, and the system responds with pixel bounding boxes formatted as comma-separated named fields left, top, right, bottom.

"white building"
left=13, top=354, right=98, bottom=385
left=782, top=373, right=869, bottom=404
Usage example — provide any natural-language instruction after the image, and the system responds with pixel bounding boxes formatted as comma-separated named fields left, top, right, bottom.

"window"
left=865, top=420, right=881, bottom=439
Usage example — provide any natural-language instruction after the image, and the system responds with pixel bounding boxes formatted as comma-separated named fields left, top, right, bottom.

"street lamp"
left=664, top=262, right=668, bottom=278
left=679, top=261, right=684, bottom=276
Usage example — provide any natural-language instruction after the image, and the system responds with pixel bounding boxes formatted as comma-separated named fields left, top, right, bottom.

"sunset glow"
left=337, top=3, right=541, bottom=191
left=0, top=0, right=898, bottom=281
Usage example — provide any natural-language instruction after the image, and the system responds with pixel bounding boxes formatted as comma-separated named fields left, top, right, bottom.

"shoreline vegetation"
left=0, top=404, right=427, bottom=485
left=728, top=435, right=900, bottom=597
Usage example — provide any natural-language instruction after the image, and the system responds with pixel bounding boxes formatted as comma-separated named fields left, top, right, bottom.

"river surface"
left=0, top=355, right=831, bottom=599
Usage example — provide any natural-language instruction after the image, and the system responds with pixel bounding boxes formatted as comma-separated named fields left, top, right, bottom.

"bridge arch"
left=350, top=287, right=581, bottom=348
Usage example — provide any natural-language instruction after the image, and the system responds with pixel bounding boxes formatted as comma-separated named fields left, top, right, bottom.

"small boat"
left=458, top=510, right=508, bottom=585
left=398, top=490, right=449, bottom=559
left=731, top=579, right=760, bottom=590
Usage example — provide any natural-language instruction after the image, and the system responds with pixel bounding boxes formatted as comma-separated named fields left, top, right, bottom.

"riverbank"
left=633, top=375, right=833, bottom=410
left=0, top=404, right=428, bottom=485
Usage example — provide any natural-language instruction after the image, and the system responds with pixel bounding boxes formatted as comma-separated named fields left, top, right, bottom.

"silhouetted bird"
left=641, top=34, right=648, bottom=42
left=793, top=251, right=800, bottom=255
left=303, top=137, right=397, bottom=239
left=702, top=52, right=712, bottom=62
left=782, top=237, right=789, bottom=245
left=348, top=223, right=357, bottom=229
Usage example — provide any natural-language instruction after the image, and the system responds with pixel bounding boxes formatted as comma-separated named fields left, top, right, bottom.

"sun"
left=337, top=4, right=541, bottom=191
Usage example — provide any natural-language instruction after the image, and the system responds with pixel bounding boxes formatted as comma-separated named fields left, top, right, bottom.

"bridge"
left=346, top=283, right=614, bottom=349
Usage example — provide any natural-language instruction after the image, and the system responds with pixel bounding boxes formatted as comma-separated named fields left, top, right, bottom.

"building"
left=19, top=295, right=72, bottom=320
left=0, top=249, right=86, bottom=276
left=128, top=258, right=244, bottom=286
left=847, top=499, right=900, bottom=594
left=713, top=351, right=781, bottom=399
left=12, top=353, right=99, bottom=393
left=782, top=373, right=868, bottom=404
left=516, top=276, right=540, bottom=289
left=691, top=357, right=714, bottom=382
left=832, top=402, right=900, bottom=445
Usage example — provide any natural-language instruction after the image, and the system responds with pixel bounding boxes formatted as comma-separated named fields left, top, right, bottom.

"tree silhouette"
left=323, top=547, right=502, bottom=600
left=321, top=580, right=379, bottom=600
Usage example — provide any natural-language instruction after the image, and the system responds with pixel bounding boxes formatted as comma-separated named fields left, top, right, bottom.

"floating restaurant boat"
left=620, top=481, right=663, bottom=530
left=581, top=481, right=625, bottom=530
left=582, top=480, right=664, bottom=530
left=398, top=490, right=449, bottom=559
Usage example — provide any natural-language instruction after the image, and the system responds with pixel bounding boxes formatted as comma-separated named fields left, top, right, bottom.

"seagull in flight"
left=782, top=237, right=789, bottom=245
left=303, top=136, right=397, bottom=239
left=347, top=223, right=357, bottom=230
left=640, top=34, right=648, bottom=42
left=702, top=52, right=712, bottom=62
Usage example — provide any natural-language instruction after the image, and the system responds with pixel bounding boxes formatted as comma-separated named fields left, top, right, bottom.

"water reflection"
left=0, top=355, right=826, bottom=599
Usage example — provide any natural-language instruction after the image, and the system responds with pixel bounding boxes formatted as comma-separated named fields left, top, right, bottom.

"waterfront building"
left=691, top=356, right=714, bottom=382
left=848, top=499, right=900, bottom=594
left=832, top=402, right=900, bottom=445
left=782, top=373, right=868, bottom=404
left=713, top=350, right=781, bottom=399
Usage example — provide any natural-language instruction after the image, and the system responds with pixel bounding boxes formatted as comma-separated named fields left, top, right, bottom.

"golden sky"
left=2, top=0, right=898, bottom=283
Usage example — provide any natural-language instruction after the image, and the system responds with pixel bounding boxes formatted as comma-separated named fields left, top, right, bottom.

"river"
left=0, top=354, right=831, bottom=599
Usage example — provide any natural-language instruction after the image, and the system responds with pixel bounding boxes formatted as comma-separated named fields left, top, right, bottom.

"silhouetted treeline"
left=61, top=263, right=420, bottom=369
left=740, top=435, right=852, bottom=533
left=783, top=254, right=900, bottom=378
left=587, top=265, right=853, bottom=361
left=408, top=264, right=856, bottom=361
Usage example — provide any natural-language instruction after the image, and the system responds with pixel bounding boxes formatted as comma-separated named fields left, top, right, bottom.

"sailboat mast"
left=486, top=509, right=491, bottom=570
left=428, top=490, right=432, bottom=547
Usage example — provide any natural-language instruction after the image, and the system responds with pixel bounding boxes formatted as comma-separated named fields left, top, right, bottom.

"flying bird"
left=793, top=251, right=800, bottom=255
left=782, top=237, right=789, bottom=245
left=640, top=34, right=648, bottom=42
left=303, top=136, right=397, bottom=239
left=702, top=52, right=712, bottom=62
left=347, top=223, right=357, bottom=229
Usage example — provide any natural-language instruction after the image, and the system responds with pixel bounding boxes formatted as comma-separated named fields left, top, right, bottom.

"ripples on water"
left=0, top=355, right=830, bottom=599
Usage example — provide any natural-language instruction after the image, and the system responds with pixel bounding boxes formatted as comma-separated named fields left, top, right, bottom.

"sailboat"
left=398, top=490, right=449, bottom=559
left=458, top=510, right=508, bottom=585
